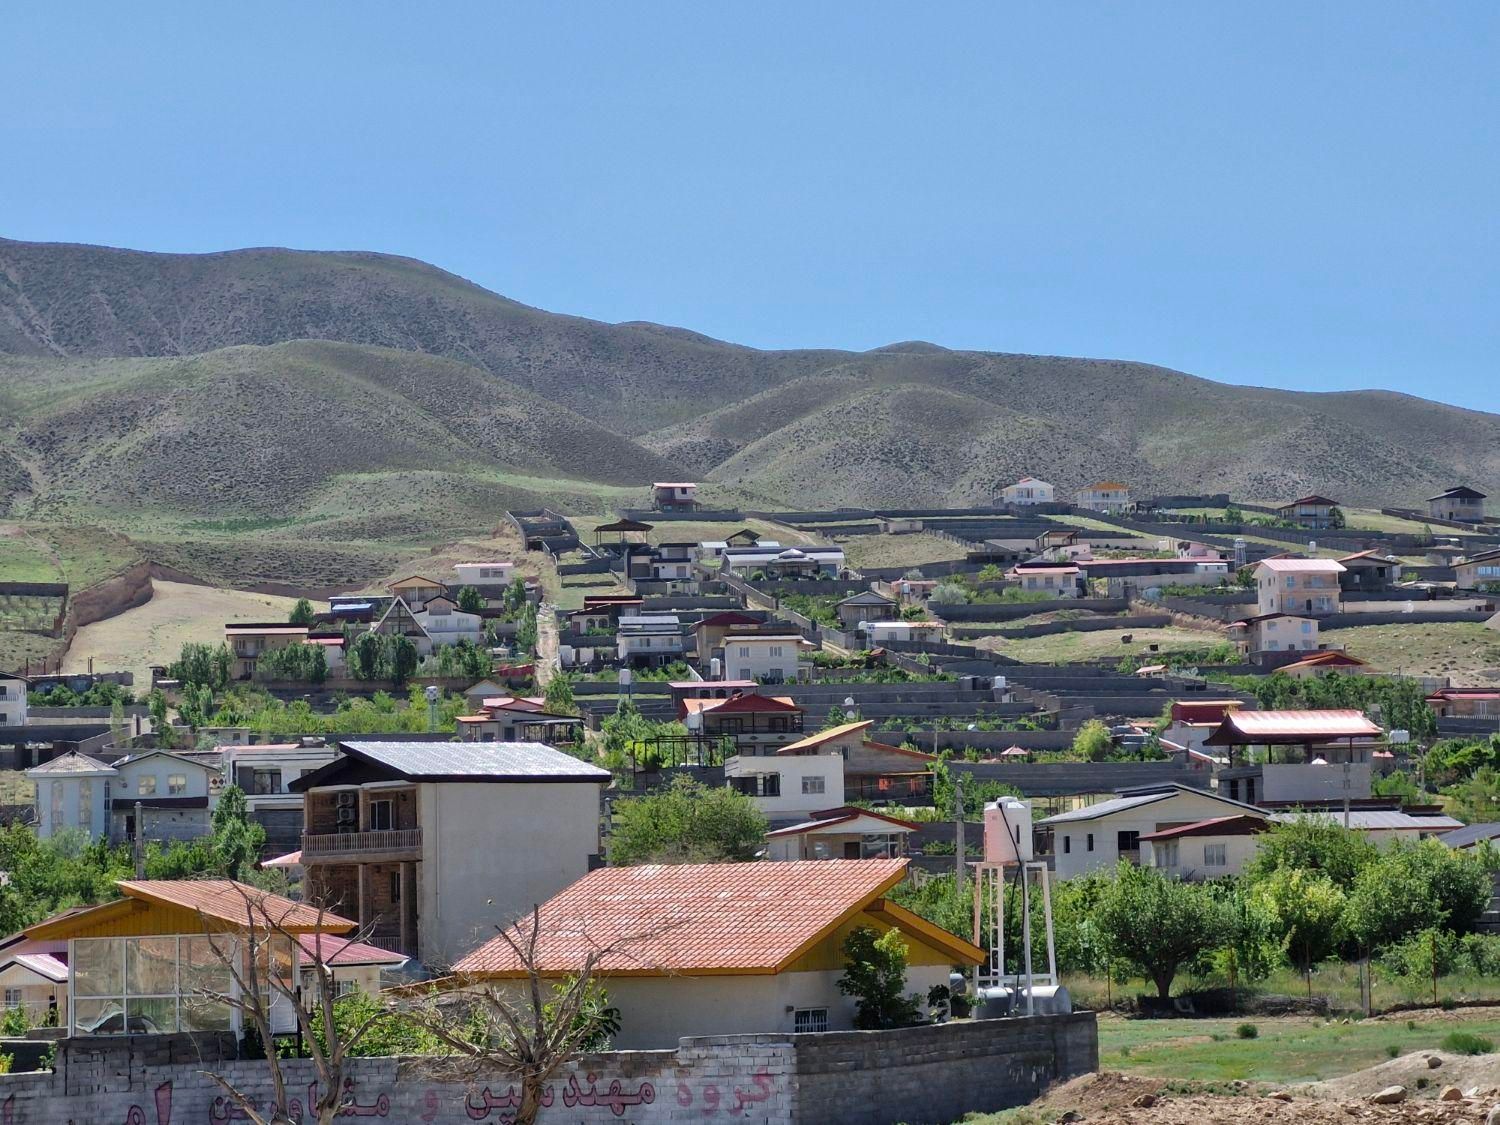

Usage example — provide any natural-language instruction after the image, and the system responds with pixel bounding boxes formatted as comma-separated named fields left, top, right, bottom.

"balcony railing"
left=302, top=828, right=423, bottom=856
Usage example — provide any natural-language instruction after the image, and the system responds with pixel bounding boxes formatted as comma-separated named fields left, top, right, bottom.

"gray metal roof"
left=1273, top=809, right=1464, bottom=832
left=339, top=740, right=610, bottom=782
left=1039, top=785, right=1262, bottom=825
left=1440, top=823, right=1500, bottom=848
left=26, top=752, right=117, bottom=776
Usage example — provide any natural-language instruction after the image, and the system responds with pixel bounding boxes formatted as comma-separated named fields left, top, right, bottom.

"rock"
left=1439, top=1086, right=1464, bottom=1102
left=1057, top=1112, right=1082, bottom=1123
left=1130, top=1092, right=1158, bottom=1108
left=1369, top=1086, right=1408, bottom=1105
left=1485, top=1105, right=1500, bottom=1125
left=1427, top=1055, right=1443, bottom=1069
left=1266, top=1090, right=1294, bottom=1102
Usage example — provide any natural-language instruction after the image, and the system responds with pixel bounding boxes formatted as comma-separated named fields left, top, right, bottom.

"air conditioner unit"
left=336, top=791, right=357, bottom=808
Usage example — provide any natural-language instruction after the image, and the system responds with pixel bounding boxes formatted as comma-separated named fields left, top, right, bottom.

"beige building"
left=1427, top=487, right=1486, bottom=523
left=1254, top=558, right=1344, bottom=616
left=1140, top=815, right=1268, bottom=879
left=1000, top=476, right=1055, bottom=505
left=1073, top=482, right=1131, bottom=512
left=224, top=623, right=310, bottom=681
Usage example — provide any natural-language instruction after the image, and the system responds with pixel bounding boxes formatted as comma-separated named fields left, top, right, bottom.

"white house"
left=453, top=561, right=515, bottom=593
left=1010, top=565, right=1081, bottom=599
left=1255, top=558, right=1345, bottom=617
left=1000, top=477, right=1055, bottom=506
left=27, top=753, right=116, bottom=840
left=1140, top=815, right=1268, bottom=879
left=449, top=859, right=982, bottom=1049
left=222, top=741, right=341, bottom=854
left=721, top=634, right=812, bottom=683
left=110, top=751, right=220, bottom=844
left=1039, top=784, right=1268, bottom=879
left=0, top=673, right=28, bottom=726
left=412, top=597, right=484, bottom=646
left=764, top=808, right=918, bottom=861
left=1228, top=612, right=1320, bottom=653
left=865, top=621, right=946, bottom=646
left=1074, top=482, right=1131, bottom=513
left=616, top=614, right=685, bottom=667
left=293, top=741, right=610, bottom=966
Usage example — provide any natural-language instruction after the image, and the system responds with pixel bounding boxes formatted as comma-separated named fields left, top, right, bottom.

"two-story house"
left=1000, top=477, right=1055, bottom=506
left=109, top=750, right=220, bottom=843
left=1073, top=482, right=1131, bottom=513
left=1227, top=612, right=1320, bottom=654
left=27, top=752, right=116, bottom=840
left=1337, top=550, right=1400, bottom=592
left=721, top=633, right=812, bottom=683
left=835, top=590, right=899, bottom=633
left=1428, top=487, right=1487, bottom=523
left=1454, top=548, right=1500, bottom=592
left=293, top=740, right=610, bottom=965
left=681, top=691, right=806, bottom=751
left=1275, top=495, right=1341, bottom=529
left=0, top=672, right=27, bottom=726
left=387, top=575, right=448, bottom=611
left=649, top=542, right=698, bottom=582
left=223, top=741, right=340, bottom=854
left=1254, top=558, right=1345, bottom=616
left=455, top=695, right=583, bottom=745
left=1008, top=565, right=1082, bottom=599
left=652, top=482, right=698, bottom=512
left=453, top=561, right=516, bottom=599
left=616, top=614, right=685, bottom=668
left=412, top=596, right=484, bottom=646
left=224, top=624, right=310, bottom=681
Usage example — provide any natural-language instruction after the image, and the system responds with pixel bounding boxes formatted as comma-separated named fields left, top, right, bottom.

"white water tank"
left=984, top=797, right=1033, bottom=864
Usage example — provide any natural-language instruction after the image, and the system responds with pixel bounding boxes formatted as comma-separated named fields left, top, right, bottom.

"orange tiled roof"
left=774, top=719, right=872, bottom=755
left=26, top=880, right=354, bottom=939
left=452, top=859, right=927, bottom=977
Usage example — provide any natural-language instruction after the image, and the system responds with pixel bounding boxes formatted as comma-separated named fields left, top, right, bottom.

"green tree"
left=389, top=635, right=419, bottom=686
left=836, top=926, right=921, bottom=1029
left=348, top=632, right=384, bottom=680
left=171, top=642, right=233, bottom=691
left=1425, top=737, right=1500, bottom=786
left=515, top=603, right=539, bottom=653
left=148, top=689, right=174, bottom=748
left=1343, top=839, right=1491, bottom=950
left=1253, top=867, right=1344, bottom=972
left=1094, top=863, right=1229, bottom=1000
left=456, top=585, right=485, bottom=615
left=288, top=598, right=316, bottom=626
left=1246, top=817, right=1377, bottom=891
left=1070, top=719, right=1113, bottom=763
left=210, top=786, right=268, bottom=881
left=1446, top=767, right=1500, bottom=825
left=608, top=776, right=767, bottom=865
left=542, top=674, right=578, bottom=716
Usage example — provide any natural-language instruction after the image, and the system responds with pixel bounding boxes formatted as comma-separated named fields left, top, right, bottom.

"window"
left=77, top=779, right=93, bottom=825
left=769, top=646, right=784, bottom=658
left=731, top=774, right=780, bottom=798
left=335, top=978, right=358, bottom=998
left=1160, top=840, right=1180, bottom=867
left=718, top=717, right=744, bottom=734
left=1203, top=843, right=1227, bottom=867
left=137, top=775, right=158, bottom=797
left=2, top=988, right=19, bottom=1008
left=390, top=870, right=401, bottom=902
left=738, top=647, right=750, bottom=658
left=369, top=799, right=394, bottom=832
left=167, top=774, right=188, bottom=796
left=51, top=781, right=64, bottom=826
left=1062, top=835, right=1071, bottom=854
left=793, top=1008, right=829, bottom=1034
left=769, top=716, right=788, bottom=732
left=251, top=769, right=281, bottom=795
left=801, top=775, right=825, bottom=795
left=1117, top=830, right=1141, bottom=854
left=1086, top=833, right=1094, bottom=852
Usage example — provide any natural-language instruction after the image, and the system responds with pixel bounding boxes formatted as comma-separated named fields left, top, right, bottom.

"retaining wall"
left=930, top=598, right=1128, bottom=623
left=0, top=1015, right=1096, bottom=1124
left=953, top=614, right=1172, bottom=640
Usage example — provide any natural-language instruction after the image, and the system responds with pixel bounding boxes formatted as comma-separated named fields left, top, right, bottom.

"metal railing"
left=301, top=828, right=423, bottom=856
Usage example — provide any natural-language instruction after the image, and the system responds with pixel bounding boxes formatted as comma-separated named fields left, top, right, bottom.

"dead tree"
left=196, top=887, right=391, bottom=1125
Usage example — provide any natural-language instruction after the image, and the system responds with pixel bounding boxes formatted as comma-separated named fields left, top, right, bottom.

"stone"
left=1427, top=1055, right=1443, bottom=1069
left=1369, top=1086, right=1408, bottom=1105
left=1267, top=1090, right=1294, bottom=1102
left=1131, top=1092, right=1158, bottom=1108
left=1485, top=1105, right=1500, bottom=1125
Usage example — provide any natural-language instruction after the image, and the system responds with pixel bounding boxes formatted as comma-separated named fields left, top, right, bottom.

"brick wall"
left=0, top=1014, right=1097, bottom=1124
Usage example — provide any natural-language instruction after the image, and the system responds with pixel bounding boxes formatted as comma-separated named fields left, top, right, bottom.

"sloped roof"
left=1140, top=815, right=1269, bottom=841
left=291, top=741, right=609, bottom=788
left=775, top=720, right=873, bottom=755
left=684, top=694, right=802, bottom=716
left=1040, top=785, right=1264, bottom=825
left=450, top=859, right=979, bottom=977
left=1202, top=709, right=1382, bottom=745
left=7, top=952, right=68, bottom=983
left=25, top=880, right=354, bottom=939
left=1428, top=487, right=1486, bottom=501
left=1281, top=496, right=1340, bottom=507
left=297, top=933, right=408, bottom=967
left=25, top=752, right=117, bottom=777
left=765, top=809, right=920, bottom=838
left=1256, top=558, right=1346, bottom=574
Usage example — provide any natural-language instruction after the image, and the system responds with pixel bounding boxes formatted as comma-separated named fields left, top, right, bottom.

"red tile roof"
left=1140, top=815, right=1269, bottom=841
left=452, top=859, right=967, bottom=976
left=297, top=933, right=408, bottom=967
left=1203, top=709, right=1382, bottom=745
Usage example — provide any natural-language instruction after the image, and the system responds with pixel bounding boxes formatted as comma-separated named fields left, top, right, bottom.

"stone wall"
left=0, top=1014, right=1097, bottom=1124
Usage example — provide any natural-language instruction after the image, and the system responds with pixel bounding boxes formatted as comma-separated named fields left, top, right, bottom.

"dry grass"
left=1331, top=621, right=1500, bottom=684
left=62, top=579, right=302, bottom=686
left=980, top=625, right=1225, bottom=664
left=839, top=532, right=967, bottom=569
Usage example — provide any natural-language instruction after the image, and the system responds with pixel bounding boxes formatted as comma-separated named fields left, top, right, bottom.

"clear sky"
left=2, top=3, right=1495, bottom=411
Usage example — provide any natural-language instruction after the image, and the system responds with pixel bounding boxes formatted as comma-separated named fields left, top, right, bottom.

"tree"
left=288, top=598, right=316, bottom=626
left=1246, top=817, right=1376, bottom=891
left=515, top=603, right=539, bottom=654
left=198, top=889, right=391, bottom=1125
left=211, top=786, right=268, bottom=881
left=456, top=585, right=485, bottom=615
left=608, top=776, right=767, bottom=865
left=1070, top=720, right=1113, bottom=763
left=836, top=926, right=921, bottom=1029
left=148, top=689, right=174, bottom=748
left=389, top=635, right=419, bottom=687
left=542, top=674, right=577, bottom=716
left=1446, top=767, right=1500, bottom=825
left=171, top=642, right=233, bottom=691
left=1343, top=839, right=1492, bottom=950
left=1093, top=863, right=1228, bottom=1000
left=1253, top=867, right=1344, bottom=973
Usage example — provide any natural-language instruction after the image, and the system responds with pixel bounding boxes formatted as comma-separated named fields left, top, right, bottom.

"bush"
left=1385, top=1043, right=1400, bottom=1059
left=1441, top=1031, right=1494, bottom=1056
left=1234, top=1022, right=1259, bottom=1039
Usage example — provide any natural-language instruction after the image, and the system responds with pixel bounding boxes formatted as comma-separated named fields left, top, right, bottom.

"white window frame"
left=1203, top=843, right=1227, bottom=868
left=793, top=1007, right=828, bottom=1034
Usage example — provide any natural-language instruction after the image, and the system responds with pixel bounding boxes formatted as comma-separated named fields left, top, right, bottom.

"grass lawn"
left=980, top=625, right=1225, bottom=664
left=840, top=532, right=967, bottom=570
left=0, top=532, right=61, bottom=583
left=1043, top=513, right=1141, bottom=535
left=1329, top=620, right=1500, bottom=685
left=1340, top=507, right=1445, bottom=535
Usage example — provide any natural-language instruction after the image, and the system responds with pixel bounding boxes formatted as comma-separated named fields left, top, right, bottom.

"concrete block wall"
left=0, top=1015, right=1097, bottom=1124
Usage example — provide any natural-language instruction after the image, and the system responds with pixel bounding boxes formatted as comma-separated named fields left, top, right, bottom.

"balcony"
left=301, top=828, right=423, bottom=860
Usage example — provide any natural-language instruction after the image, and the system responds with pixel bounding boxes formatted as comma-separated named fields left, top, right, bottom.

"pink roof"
left=262, top=850, right=303, bottom=868
left=1257, top=558, right=1345, bottom=573
left=668, top=680, right=757, bottom=690
left=1204, top=709, right=1382, bottom=745
left=9, top=953, right=68, bottom=983
left=297, top=933, right=408, bottom=967
left=765, top=809, right=920, bottom=838
left=1000, top=747, right=1031, bottom=757
left=1015, top=566, right=1080, bottom=575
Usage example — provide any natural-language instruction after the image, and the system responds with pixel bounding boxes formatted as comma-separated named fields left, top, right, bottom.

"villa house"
left=652, top=481, right=698, bottom=512
left=1140, top=815, right=1269, bottom=880
left=721, top=545, right=846, bottom=580
left=455, top=695, right=583, bottom=745
left=1074, top=482, right=1131, bottom=513
left=224, top=624, right=310, bottom=681
left=1254, top=558, right=1345, bottom=616
left=1228, top=612, right=1320, bottom=654
left=1000, top=477, right=1055, bottom=506
left=725, top=721, right=936, bottom=817
left=1428, top=487, right=1487, bottom=523
left=1454, top=549, right=1500, bottom=592
left=721, top=633, right=813, bottom=683
left=681, top=691, right=806, bottom=751
left=764, top=807, right=919, bottom=861
left=692, top=611, right=765, bottom=663
left=411, top=596, right=484, bottom=646
left=649, top=542, right=698, bottom=581
left=292, top=740, right=609, bottom=965
left=835, top=590, right=899, bottom=632
left=1009, top=565, right=1082, bottom=599
left=865, top=620, right=946, bottom=646
left=110, top=750, right=220, bottom=844
left=1276, top=496, right=1341, bottom=529
left=452, top=561, right=515, bottom=599
left=27, top=752, right=116, bottom=840
left=0, top=672, right=27, bottom=726
left=1337, top=550, right=1400, bottom=592
left=448, top=859, right=982, bottom=1049
left=1426, top=687, right=1500, bottom=720
left=616, top=614, right=685, bottom=668
left=0, top=937, right=68, bottom=1028
left=387, top=575, right=448, bottom=610
left=1277, top=651, right=1371, bottom=679
left=1202, top=709, right=1384, bottom=807
left=223, top=741, right=341, bottom=854
left=372, top=597, right=433, bottom=656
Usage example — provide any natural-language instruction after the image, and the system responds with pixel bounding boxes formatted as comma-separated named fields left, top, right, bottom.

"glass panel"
left=179, top=995, right=232, bottom=1032
left=180, top=936, right=234, bottom=1002
left=127, top=936, right=178, bottom=996
left=73, top=997, right=127, bottom=1035
left=74, top=938, right=124, bottom=998
left=127, top=996, right=177, bottom=1034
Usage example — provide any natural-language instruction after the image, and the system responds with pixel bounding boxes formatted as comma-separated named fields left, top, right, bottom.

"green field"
left=979, top=625, right=1225, bottom=664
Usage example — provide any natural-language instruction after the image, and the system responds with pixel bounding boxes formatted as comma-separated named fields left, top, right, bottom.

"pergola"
left=593, top=518, right=653, bottom=547
left=1202, top=708, right=1384, bottom=767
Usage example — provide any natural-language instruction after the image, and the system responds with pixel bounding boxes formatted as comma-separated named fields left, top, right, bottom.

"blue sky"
left=2, top=3, right=1495, bottom=411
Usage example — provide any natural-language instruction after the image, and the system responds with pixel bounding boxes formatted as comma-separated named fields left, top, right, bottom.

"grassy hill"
left=1, top=235, right=1497, bottom=556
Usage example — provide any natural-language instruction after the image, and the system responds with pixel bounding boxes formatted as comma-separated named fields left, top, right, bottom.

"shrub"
left=1441, top=1031, right=1493, bottom=1056
left=1235, top=1023, right=1259, bottom=1040
left=1385, top=1044, right=1400, bottom=1059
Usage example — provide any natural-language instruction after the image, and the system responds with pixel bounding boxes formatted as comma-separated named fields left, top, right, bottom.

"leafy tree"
left=389, top=635, right=419, bottom=686
left=170, top=642, right=233, bottom=691
left=608, top=776, right=767, bottom=865
left=542, top=674, right=578, bottom=716
left=1446, top=767, right=1500, bottom=825
left=515, top=603, right=539, bottom=653
left=1245, top=817, right=1376, bottom=891
left=1093, top=863, right=1229, bottom=1000
left=210, top=786, right=268, bottom=881
left=288, top=598, right=316, bottom=626
left=1425, top=737, right=1500, bottom=786
left=502, top=577, right=528, bottom=616
left=148, top=689, right=174, bottom=748
left=836, top=926, right=921, bottom=1029
left=1070, top=719, right=1113, bottom=763
left=1371, top=769, right=1422, bottom=803
left=1253, top=867, right=1344, bottom=972
left=256, top=642, right=328, bottom=684
left=347, top=632, right=384, bottom=680
left=1343, top=839, right=1491, bottom=950
left=456, top=585, right=485, bottom=615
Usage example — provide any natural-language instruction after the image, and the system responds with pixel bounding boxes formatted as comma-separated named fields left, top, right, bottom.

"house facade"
left=0, top=673, right=27, bottom=726
left=616, top=614, right=685, bottom=667
left=452, top=561, right=515, bottom=596
left=1140, top=815, right=1267, bottom=879
left=1073, top=482, right=1131, bottom=513
left=1010, top=565, right=1082, bottom=599
left=223, top=741, right=341, bottom=854
left=1254, top=558, right=1345, bottom=616
left=721, top=634, right=810, bottom=683
left=764, top=808, right=918, bottom=861
left=1276, top=495, right=1341, bottom=529
left=1454, top=549, right=1500, bottom=592
left=1000, top=477, right=1055, bottom=506
left=224, top=624, right=310, bottom=681
left=1229, top=612, right=1320, bottom=654
left=1428, top=487, right=1487, bottom=523
left=27, top=752, right=116, bottom=840
left=293, top=741, right=609, bottom=966
left=652, top=482, right=698, bottom=512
